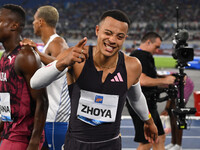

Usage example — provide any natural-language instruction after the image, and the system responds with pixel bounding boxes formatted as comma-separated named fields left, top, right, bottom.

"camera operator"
left=126, top=32, right=176, bottom=150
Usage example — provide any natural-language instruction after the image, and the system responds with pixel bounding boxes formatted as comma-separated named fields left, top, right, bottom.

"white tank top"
left=42, top=34, right=70, bottom=122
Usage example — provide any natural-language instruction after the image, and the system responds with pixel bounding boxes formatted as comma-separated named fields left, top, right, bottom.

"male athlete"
left=21, top=5, right=70, bottom=150
left=29, top=9, right=158, bottom=150
left=0, top=4, right=48, bottom=150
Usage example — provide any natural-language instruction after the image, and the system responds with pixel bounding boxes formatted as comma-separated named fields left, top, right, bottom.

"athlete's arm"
left=127, top=81, right=149, bottom=121
left=125, top=55, right=158, bottom=143
left=15, top=45, right=48, bottom=150
left=20, top=38, right=55, bottom=64
left=36, top=37, right=69, bottom=65
left=45, top=37, right=69, bottom=59
left=30, top=37, right=88, bottom=89
left=20, top=37, right=69, bottom=65
left=30, top=60, right=68, bottom=89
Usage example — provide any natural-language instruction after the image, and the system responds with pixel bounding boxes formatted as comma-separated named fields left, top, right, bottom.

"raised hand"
left=56, top=37, right=88, bottom=71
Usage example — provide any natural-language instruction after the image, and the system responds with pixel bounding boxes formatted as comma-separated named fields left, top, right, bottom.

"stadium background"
left=0, top=0, right=200, bottom=109
left=0, top=1, right=200, bottom=149
left=0, top=0, right=200, bottom=54
left=0, top=0, right=199, bottom=101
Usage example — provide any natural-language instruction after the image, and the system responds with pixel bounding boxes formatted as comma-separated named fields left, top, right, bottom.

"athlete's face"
left=0, top=8, right=13, bottom=42
left=33, top=11, right=41, bottom=36
left=95, top=17, right=128, bottom=57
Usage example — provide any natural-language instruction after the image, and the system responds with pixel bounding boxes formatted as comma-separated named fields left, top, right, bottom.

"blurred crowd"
left=3, top=0, right=200, bottom=41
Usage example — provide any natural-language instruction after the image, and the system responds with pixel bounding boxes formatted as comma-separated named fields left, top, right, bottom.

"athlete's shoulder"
left=18, top=45, right=36, bottom=58
left=47, top=36, right=69, bottom=54
left=53, top=36, right=68, bottom=47
left=15, top=45, right=41, bottom=75
left=125, top=54, right=142, bottom=87
left=124, top=54, right=141, bottom=67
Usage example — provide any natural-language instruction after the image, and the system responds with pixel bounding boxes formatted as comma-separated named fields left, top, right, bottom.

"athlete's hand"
left=20, top=38, right=39, bottom=53
left=144, top=117, right=158, bottom=143
left=56, top=37, right=88, bottom=71
left=70, top=37, right=88, bottom=63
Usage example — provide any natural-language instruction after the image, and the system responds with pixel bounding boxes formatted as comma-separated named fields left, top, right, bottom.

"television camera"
left=169, top=6, right=196, bottom=129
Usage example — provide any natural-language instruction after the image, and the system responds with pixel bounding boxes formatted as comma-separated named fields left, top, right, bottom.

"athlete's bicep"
left=15, top=46, right=41, bottom=79
left=15, top=46, right=48, bottom=102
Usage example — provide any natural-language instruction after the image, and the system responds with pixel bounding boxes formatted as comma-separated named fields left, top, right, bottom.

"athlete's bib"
left=77, top=90, right=119, bottom=126
left=0, top=93, right=12, bottom=122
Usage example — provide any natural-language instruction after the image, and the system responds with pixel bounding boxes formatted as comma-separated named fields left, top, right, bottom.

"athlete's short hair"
left=100, top=9, right=130, bottom=28
left=141, top=32, right=162, bottom=43
left=2, top=4, right=26, bottom=28
left=37, top=5, right=59, bottom=28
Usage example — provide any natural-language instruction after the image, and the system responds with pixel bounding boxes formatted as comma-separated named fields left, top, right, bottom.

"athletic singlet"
left=0, top=45, right=44, bottom=143
left=42, top=34, right=70, bottom=122
left=68, top=46, right=128, bottom=142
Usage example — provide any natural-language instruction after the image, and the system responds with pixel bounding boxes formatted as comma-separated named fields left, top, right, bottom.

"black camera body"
left=172, top=29, right=194, bottom=65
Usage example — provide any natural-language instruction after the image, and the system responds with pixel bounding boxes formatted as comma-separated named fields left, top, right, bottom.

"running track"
left=121, top=116, right=200, bottom=150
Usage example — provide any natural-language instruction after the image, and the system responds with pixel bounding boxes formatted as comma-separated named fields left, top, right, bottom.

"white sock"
left=165, top=143, right=174, bottom=150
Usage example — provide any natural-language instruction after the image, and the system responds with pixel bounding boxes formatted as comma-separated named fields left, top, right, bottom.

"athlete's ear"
left=39, top=18, right=45, bottom=27
left=10, top=22, right=19, bottom=31
left=95, top=25, right=99, bottom=36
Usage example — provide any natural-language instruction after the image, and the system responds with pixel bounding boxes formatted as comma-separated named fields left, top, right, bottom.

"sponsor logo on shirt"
left=95, top=95, right=103, bottom=103
left=111, top=72, right=123, bottom=82
left=8, top=56, right=15, bottom=63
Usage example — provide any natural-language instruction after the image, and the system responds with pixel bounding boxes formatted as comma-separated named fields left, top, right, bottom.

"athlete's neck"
left=3, top=36, right=21, bottom=55
left=93, top=48, right=118, bottom=70
left=41, top=28, right=56, bottom=45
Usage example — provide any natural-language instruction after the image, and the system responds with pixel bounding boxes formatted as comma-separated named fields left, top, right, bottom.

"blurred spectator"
left=2, top=0, right=200, bottom=41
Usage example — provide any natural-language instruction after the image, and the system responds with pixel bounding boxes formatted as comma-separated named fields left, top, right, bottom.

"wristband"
left=148, top=112, right=152, bottom=119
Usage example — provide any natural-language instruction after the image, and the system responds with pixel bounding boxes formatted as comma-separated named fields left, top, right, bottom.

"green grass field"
left=154, top=56, right=177, bottom=68
left=0, top=51, right=176, bottom=68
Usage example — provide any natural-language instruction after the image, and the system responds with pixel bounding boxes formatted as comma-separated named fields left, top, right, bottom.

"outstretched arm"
left=30, top=37, right=88, bottom=89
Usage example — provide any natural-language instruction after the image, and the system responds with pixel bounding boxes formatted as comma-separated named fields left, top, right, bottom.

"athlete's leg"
left=137, top=143, right=152, bottom=150
left=152, top=134, right=165, bottom=150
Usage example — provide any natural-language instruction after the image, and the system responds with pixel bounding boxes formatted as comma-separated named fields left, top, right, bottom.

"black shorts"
left=126, top=100, right=165, bottom=143
left=64, top=131, right=122, bottom=150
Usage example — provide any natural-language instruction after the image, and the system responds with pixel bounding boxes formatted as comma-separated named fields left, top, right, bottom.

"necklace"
left=93, top=49, right=118, bottom=70
left=100, top=63, right=117, bottom=69
left=94, top=57, right=118, bottom=70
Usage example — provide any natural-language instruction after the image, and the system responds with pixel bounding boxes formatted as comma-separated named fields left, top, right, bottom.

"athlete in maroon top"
left=0, top=4, right=48, bottom=150
left=0, top=46, right=38, bottom=142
